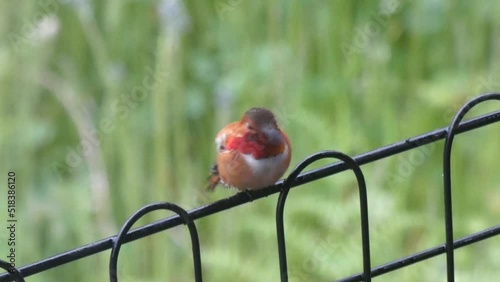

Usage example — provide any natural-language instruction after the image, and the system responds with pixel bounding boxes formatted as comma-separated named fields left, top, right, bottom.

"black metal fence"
left=2, top=93, right=500, bottom=282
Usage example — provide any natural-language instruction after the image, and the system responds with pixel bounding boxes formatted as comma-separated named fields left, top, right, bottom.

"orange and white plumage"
left=207, top=108, right=291, bottom=191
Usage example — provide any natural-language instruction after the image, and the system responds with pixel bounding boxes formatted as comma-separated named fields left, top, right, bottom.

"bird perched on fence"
left=207, top=107, right=292, bottom=191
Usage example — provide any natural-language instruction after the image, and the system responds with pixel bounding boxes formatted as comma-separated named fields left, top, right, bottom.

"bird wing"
left=206, top=121, right=242, bottom=191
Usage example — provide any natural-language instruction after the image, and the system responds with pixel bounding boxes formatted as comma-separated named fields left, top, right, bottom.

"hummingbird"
left=207, top=107, right=292, bottom=191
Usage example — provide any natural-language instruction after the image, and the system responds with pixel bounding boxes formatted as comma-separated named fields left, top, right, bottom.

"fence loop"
left=109, top=202, right=202, bottom=282
left=0, top=260, right=24, bottom=282
left=1, top=97, right=500, bottom=282
left=442, top=92, right=500, bottom=282
left=276, top=150, right=371, bottom=282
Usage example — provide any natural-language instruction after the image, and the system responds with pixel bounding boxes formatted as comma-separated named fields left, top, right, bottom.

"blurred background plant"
left=1, top=0, right=499, bottom=281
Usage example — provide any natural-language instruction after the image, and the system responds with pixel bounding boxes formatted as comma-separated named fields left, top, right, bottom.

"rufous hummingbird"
left=207, top=107, right=292, bottom=191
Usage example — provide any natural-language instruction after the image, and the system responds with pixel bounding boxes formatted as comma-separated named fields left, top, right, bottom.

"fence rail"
left=1, top=93, right=500, bottom=282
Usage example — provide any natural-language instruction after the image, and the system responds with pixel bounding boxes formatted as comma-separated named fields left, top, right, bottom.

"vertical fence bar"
left=0, top=95, right=499, bottom=282
left=443, top=93, right=500, bottom=282
left=109, top=202, right=202, bottom=282
left=276, top=150, right=371, bottom=281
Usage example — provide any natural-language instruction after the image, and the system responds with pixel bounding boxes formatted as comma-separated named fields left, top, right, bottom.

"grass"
left=1, top=0, right=499, bottom=281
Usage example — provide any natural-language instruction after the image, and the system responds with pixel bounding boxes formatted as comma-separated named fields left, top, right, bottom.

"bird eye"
left=246, top=124, right=256, bottom=130
left=258, top=132, right=269, bottom=143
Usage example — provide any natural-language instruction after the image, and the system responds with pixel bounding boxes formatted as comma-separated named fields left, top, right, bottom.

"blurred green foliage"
left=1, top=0, right=499, bottom=281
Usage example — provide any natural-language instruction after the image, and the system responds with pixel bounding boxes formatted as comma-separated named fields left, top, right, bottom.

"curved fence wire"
left=1, top=93, right=499, bottom=282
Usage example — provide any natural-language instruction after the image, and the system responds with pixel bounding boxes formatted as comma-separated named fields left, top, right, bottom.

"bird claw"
left=242, top=189, right=254, bottom=202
